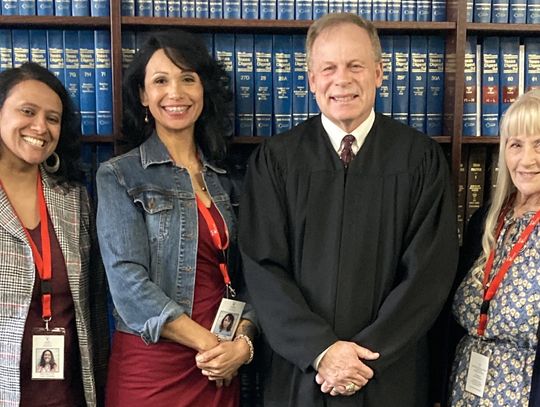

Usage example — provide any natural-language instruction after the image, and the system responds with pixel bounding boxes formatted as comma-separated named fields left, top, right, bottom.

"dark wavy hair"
left=0, top=62, right=83, bottom=185
left=38, top=349, right=57, bottom=369
left=219, top=313, right=235, bottom=332
left=121, top=30, right=233, bottom=161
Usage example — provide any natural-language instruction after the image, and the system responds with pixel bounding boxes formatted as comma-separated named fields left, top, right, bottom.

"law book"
left=417, top=0, right=431, bottom=21
left=260, top=0, right=276, bottom=18
left=136, top=0, right=153, bottom=16
left=37, top=0, right=54, bottom=15
left=121, top=31, right=136, bottom=71
left=372, top=0, right=387, bottom=20
left=95, top=30, right=113, bottom=135
left=481, top=36, right=500, bottom=137
left=386, top=0, right=400, bottom=21
left=1, top=0, right=18, bottom=15
left=466, top=0, right=473, bottom=22
left=456, top=148, right=468, bottom=245
left=254, top=34, right=273, bottom=137
left=235, top=34, right=254, bottom=137
left=308, top=89, right=320, bottom=118
left=196, top=0, right=209, bottom=17
left=509, top=0, right=526, bottom=23
left=409, top=36, right=428, bottom=133
left=0, top=29, right=13, bottom=72
left=431, top=0, right=446, bottom=21
left=358, top=0, right=372, bottom=19
left=342, top=0, right=357, bottom=14
left=528, top=0, right=540, bottom=23
left=183, top=0, right=196, bottom=17
left=223, top=0, right=240, bottom=18
left=169, top=0, right=182, bottom=16
left=208, top=0, right=222, bottom=17
left=79, top=30, right=96, bottom=135
left=525, top=37, right=540, bottom=91
left=499, top=37, right=520, bottom=116
left=277, top=0, right=294, bottom=19
left=121, top=0, right=135, bottom=15
left=19, top=0, right=36, bottom=15
left=312, top=0, right=327, bottom=19
left=12, top=30, right=30, bottom=68
left=64, top=30, right=80, bottom=110
left=401, top=0, right=415, bottom=21
left=47, top=30, right=66, bottom=85
left=55, top=0, right=71, bottom=15
left=426, top=35, right=445, bottom=136
left=296, top=0, right=312, bottom=20
left=491, top=0, right=509, bottom=22
left=465, top=146, right=486, bottom=223
left=273, top=35, right=293, bottom=135
left=488, top=149, right=499, bottom=195
left=292, top=35, right=308, bottom=128
left=392, top=35, right=410, bottom=125
left=153, top=0, right=167, bottom=16
left=72, top=0, right=90, bottom=16
left=463, top=36, right=478, bottom=137
left=214, top=34, right=236, bottom=129
left=376, top=35, right=393, bottom=117
left=473, top=0, right=491, bottom=22
left=29, top=29, right=47, bottom=68
left=91, top=0, right=109, bottom=16
left=242, top=0, right=257, bottom=18
left=328, top=0, right=343, bottom=14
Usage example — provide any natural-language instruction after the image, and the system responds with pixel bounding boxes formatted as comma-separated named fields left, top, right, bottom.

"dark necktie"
left=339, top=134, right=356, bottom=167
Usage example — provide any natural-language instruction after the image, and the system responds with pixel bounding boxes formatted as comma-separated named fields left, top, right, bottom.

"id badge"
left=465, top=348, right=490, bottom=397
left=210, top=298, right=245, bottom=341
left=31, top=327, right=65, bottom=380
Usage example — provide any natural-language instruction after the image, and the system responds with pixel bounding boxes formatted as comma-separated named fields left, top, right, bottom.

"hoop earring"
left=43, top=152, right=60, bottom=173
left=144, top=108, right=149, bottom=123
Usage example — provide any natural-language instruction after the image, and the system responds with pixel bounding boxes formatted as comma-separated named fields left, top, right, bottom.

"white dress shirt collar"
left=322, top=109, right=376, bottom=155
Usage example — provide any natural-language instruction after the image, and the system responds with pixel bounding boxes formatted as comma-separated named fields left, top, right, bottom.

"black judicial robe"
left=239, top=114, right=459, bottom=407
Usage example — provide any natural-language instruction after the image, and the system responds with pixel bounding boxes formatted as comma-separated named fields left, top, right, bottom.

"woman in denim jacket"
left=96, top=31, right=256, bottom=407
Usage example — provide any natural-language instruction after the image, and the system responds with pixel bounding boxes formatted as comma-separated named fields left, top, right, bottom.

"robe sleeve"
left=239, top=142, right=338, bottom=371
left=351, top=142, right=459, bottom=374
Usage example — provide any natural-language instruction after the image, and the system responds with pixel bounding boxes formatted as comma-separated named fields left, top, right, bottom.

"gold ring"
left=345, top=382, right=356, bottom=392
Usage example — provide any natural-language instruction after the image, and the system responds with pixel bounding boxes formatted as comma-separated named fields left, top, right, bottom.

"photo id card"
left=31, top=328, right=65, bottom=380
left=465, top=350, right=490, bottom=397
left=211, top=298, right=245, bottom=341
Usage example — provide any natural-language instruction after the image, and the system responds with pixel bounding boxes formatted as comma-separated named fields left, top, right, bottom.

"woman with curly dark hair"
left=0, top=62, right=109, bottom=406
left=37, top=350, right=59, bottom=373
left=96, top=31, right=256, bottom=406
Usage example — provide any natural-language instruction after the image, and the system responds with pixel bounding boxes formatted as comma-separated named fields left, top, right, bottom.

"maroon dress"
left=106, top=202, right=240, bottom=407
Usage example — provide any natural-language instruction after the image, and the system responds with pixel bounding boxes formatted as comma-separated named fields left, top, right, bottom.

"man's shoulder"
left=375, top=114, right=435, bottom=145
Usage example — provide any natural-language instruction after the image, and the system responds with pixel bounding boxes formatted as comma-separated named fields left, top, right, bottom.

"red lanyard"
left=477, top=204, right=540, bottom=336
left=195, top=195, right=235, bottom=297
left=0, top=172, right=53, bottom=321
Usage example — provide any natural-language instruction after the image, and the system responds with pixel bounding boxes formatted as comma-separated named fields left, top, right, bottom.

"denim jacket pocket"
left=132, top=189, right=174, bottom=243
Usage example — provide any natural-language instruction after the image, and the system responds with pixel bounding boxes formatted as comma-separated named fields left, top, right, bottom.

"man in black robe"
left=239, top=13, right=459, bottom=406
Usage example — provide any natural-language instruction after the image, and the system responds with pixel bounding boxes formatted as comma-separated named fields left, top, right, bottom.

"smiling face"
left=43, top=351, right=52, bottom=363
left=308, top=23, right=383, bottom=133
left=505, top=133, right=540, bottom=203
left=140, top=49, right=204, bottom=141
left=0, top=79, right=62, bottom=170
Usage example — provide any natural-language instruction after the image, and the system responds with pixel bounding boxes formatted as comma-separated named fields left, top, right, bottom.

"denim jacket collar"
left=140, top=132, right=227, bottom=175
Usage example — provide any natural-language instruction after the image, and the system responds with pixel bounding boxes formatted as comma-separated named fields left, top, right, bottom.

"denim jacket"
left=96, top=133, right=252, bottom=344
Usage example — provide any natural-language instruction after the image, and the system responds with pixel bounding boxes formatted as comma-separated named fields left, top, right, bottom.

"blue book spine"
left=358, top=0, right=371, bottom=19
left=328, top=0, right=342, bottom=13
left=387, top=0, right=401, bottom=21
left=91, top=0, right=110, bottom=16
left=37, top=0, right=54, bottom=15
left=196, top=0, right=209, bottom=17
left=72, top=0, right=90, bottom=15
left=223, top=0, right=240, bottom=17
left=292, top=35, right=308, bottom=128
left=277, top=0, right=294, bottom=19
left=295, top=0, right=312, bottom=19
left=95, top=31, right=113, bottom=135
left=417, top=0, right=431, bottom=21
left=154, top=0, right=167, bottom=15
left=273, top=35, right=293, bottom=134
left=491, top=0, right=508, bottom=22
left=1, top=0, right=18, bottom=15
left=122, top=31, right=136, bottom=71
left=499, top=37, right=520, bottom=116
left=426, top=36, right=445, bottom=136
left=12, top=30, right=30, bottom=68
left=431, top=0, right=446, bottom=20
left=209, top=0, right=222, bottom=17
left=136, top=0, right=153, bottom=16
left=242, top=0, right=257, bottom=18
left=64, top=30, right=81, bottom=110
left=182, top=0, right=196, bottom=16
left=401, top=0, right=415, bottom=21
left=312, top=0, right=327, bottom=18
left=373, top=0, right=387, bottom=20
left=254, top=35, right=273, bottom=137
left=509, top=0, right=526, bottom=23
left=169, top=0, right=182, bottom=16
left=0, top=29, right=13, bottom=72
left=19, top=0, right=36, bottom=15
left=235, top=34, right=254, bottom=137
left=55, top=0, right=71, bottom=15
left=481, top=37, right=500, bottom=137
left=474, top=0, right=491, bottom=22
left=409, top=36, right=428, bottom=133
left=121, top=0, right=135, bottom=15
left=342, top=0, right=357, bottom=14
left=525, top=38, right=540, bottom=92
left=376, top=36, right=393, bottom=117
left=527, top=0, right=540, bottom=23
left=466, top=0, right=473, bottom=21
left=47, top=30, right=66, bottom=85
left=308, top=90, right=320, bottom=118
left=392, top=36, right=410, bottom=125
left=214, top=34, right=236, bottom=127
left=29, top=29, right=47, bottom=68
left=79, top=30, right=96, bottom=135
left=463, top=36, right=478, bottom=137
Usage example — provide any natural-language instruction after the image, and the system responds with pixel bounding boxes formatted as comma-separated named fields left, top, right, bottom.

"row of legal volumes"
left=0, top=0, right=447, bottom=21
left=468, top=0, right=540, bottom=23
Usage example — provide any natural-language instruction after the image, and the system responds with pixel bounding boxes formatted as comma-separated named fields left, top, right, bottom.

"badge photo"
left=211, top=298, right=245, bottom=341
